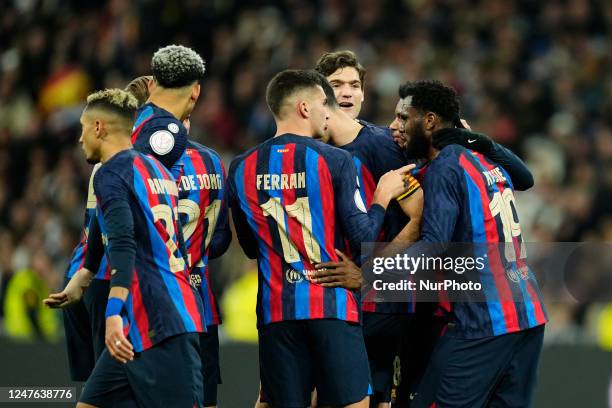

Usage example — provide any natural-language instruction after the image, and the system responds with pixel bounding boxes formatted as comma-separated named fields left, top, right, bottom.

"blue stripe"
left=94, top=257, right=108, bottom=280
left=124, top=295, right=144, bottom=351
left=235, top=160, right=272, bottom=324
left=306, top=148, right=344, bottom=318
left=133, top=106, right=154, bottom=130
left=305, top=148, right=330, bottom=262
left=515, top=264, right=537, bottom=327
left=66, top=243, right=85, bottom=278
left=464, top=172, right=506, bottom=336
left=209, top=152, right=225, bottom=202
left=133, top=160, right=196, bottom=332
left=195, top=265, right=214, bottom=325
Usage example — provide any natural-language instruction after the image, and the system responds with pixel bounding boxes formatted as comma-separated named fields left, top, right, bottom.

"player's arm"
left=94, top=169, right=136, bottom=363
left=366, top=157, right=462, bottom=283
left=433, top=128, right=534, bottom=190
left=390, top=175, right=424, bottom=248
left=44, top=166, right=102, bottom=308
left=42, top=227, right=98, bottom=308
left=226, top=166, right=257, bottom=259
left=335, top=152, right=413, bottom=257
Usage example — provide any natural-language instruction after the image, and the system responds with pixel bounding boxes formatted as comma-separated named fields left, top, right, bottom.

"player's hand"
left=310, top=249, right=363, bottom=290
left=374, top=164, right=417, bottom=206
left=105, top=316, right=134, bottom=364
left=42, top=268, right=91, bottom=308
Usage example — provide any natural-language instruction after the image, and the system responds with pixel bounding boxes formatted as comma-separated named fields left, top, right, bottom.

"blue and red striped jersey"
left=227, top=134, right=386, bottom=326
left=65, top=164, right=110, bottom=280
left=93, top=149, right=205, bottom=351
left=410, top=144, right=547, bottom=338
left=173, top=141, right=230, bottom=327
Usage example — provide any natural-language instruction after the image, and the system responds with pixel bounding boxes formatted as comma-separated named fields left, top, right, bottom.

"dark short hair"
left=314, top=50, right=366, bottom=88
left=85, top=89, right=138, bottom=121
left=266, top=69, right=329, bottom=117
left=398, top=80, right=460, bottom=124
left=125, top=75, right=152, bottom=106
left=317, top=76, right=339, bottom=110
left=151, top=45, right=205, bottom=88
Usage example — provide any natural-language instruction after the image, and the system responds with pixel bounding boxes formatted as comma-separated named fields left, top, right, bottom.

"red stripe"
left=317, top=156, right=337, bottom=261
left=130, top=116, right=153, bottom=144
left=148, top=157, right=204, bottom=332
left=187, top=149, right=209, bottom=272
left=359, top=164, right=382, bottom=312
left=244, top=152, right=283, bottom=321
left=459, top=153, right=519, bottom=333
left=131, top=268, right=152, bottom=349
left=317, top=156, right=358, bottom=320
left=524, top=278, right=547, bottom=324
left=130, top=157, right=160, bottom=345
left=282, top=145, right=314, bottom=271
left=360, top=164, right=376, bottom=206
left=474, top=151, right=534, bottom=322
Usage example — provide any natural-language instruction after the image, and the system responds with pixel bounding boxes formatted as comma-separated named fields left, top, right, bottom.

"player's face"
left=389, top=98, right=409, bottom=148
left=327, top=67, right=364, bottom=119
left=79, top=113, right=101, bottom=164
left=309, top=86, right=331, bottom=142
left=403, top=106, right=430, bottom=159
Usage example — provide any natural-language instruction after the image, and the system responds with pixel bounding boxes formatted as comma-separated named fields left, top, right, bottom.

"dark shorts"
left=413, top=324, right=545, bottom=408
left=362, top=312, right=414, bottom=404
left=394, top=312, right=448, bottom=407
left=62, top=278, right=109, bottom=381
left=259, top=319, right=372, bottom=408
left=200, top=325, right=221, bottom=407
left=80, top=333, right=203, bottom=408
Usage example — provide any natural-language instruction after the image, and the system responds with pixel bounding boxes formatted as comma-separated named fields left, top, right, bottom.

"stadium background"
left=0, top=0, right=611, bottom=406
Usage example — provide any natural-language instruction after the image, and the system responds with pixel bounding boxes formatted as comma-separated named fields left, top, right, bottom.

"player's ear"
left=424, top=112, right=437, bottom=131
left=94, top=119, right=106, bottom=139
left=147, top=78, right=155, bottom=94
left=297, top=100, right=309, bottom=119
left=191, top=83, right=201, bottom=101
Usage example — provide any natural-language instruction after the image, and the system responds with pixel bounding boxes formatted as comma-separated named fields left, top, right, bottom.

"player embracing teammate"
left=43, top=44, right=546, bottom=408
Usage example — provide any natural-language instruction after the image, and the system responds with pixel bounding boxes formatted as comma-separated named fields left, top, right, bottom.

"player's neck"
left=274, top=121, right=313, bottom=138
left=99, top=137, right=132, bottom=163
left=428, top=147, right=439, bottom=161
left=147, top=93, right=188, bottom=122
left=329, top=110, right=362, bottom=146
left=428, top=125, right=448, bottom=160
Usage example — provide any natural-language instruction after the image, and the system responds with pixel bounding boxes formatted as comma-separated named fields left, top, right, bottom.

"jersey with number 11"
left=228, top=134, right=386, bottom=326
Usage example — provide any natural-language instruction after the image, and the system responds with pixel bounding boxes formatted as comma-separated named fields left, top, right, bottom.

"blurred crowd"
left=0, top=0, right=611, bottom=345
